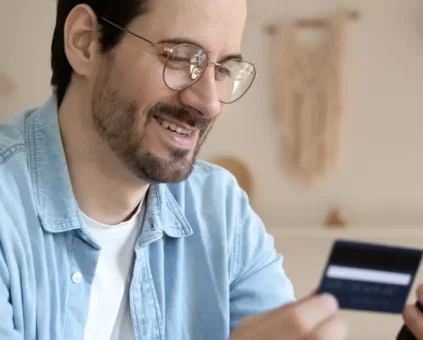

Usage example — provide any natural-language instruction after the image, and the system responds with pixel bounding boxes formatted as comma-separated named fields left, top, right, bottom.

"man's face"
left=90, top=0, right=247, bottom=183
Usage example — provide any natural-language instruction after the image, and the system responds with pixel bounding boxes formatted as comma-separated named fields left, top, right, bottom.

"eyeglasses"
left=98, top=17, right=256, bottom=104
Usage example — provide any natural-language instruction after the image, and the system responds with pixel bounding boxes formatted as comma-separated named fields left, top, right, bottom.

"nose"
left=178, top=66, right=222, bottom=119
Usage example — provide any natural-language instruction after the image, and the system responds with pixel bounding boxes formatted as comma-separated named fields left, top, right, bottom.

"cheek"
left=114, top=48, right=172, bottom=104
left=129, top=67, right=164, bottom=98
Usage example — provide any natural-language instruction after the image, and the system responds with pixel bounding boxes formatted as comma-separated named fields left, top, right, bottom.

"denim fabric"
left=0, top=96, right=295, bottom=339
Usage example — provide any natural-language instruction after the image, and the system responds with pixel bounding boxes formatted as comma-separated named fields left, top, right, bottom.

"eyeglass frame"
left=97, top=16, right=257, bottom=104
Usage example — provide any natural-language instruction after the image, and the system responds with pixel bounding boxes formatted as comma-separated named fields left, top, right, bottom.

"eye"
left=164, top=45, right=204, bottom=70
left=216, top=65, right=232, bottom=80
left=172, top=56, right=192, bottom=64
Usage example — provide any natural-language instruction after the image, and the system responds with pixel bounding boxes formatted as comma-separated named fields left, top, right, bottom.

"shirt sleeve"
left=0, top=240, right=24, bottom=339
left=228, top=188, right=296, bottom=332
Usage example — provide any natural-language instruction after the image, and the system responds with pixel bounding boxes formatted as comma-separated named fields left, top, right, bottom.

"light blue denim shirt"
left=0, top=96, right=295, bottom=340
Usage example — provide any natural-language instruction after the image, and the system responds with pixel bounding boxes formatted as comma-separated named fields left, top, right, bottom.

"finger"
left=403, top=304, right=423, bottom=339
left=300, top=313, right=348, bottom=340
left=279, top=293, right=339, bottom=338
left=230, top=293, right=339, bottom=340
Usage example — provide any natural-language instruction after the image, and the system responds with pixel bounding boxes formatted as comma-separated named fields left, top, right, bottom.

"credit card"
left=316, top=239, right=422, bottom=313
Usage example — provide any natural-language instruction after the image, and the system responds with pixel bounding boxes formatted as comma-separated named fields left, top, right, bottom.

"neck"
left=58, top=86, right=149, bottom=225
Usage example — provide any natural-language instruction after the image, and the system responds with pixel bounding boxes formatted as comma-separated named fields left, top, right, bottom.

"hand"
left=230, top=293, right=348, bottom=340
left=402, top=283, right=423, bottom=339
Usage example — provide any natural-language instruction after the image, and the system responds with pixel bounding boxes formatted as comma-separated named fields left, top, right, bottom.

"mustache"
left=149, top=103, right=211, bottom=131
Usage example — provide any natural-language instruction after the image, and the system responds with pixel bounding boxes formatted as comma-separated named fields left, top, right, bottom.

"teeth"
left=158, top=119, right=191, bottom=136
left=162, top=121, right=170, bottom=129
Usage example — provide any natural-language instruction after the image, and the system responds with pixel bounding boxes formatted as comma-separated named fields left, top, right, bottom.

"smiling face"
left=88, top=0, right=247, bottom=183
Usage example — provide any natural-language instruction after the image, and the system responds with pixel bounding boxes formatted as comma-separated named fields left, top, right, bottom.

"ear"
left=64, top=4, right=101, bottom=79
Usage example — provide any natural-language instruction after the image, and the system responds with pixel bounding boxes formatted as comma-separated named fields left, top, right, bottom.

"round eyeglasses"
left=99, top=17, right=257, bottom=104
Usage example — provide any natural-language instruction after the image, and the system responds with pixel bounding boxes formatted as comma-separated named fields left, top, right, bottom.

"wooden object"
left=210, top=156, right=254, bottom=201
left=265, top=10, right=360, bottom=35
left=324, top=207, right=349, bottom=228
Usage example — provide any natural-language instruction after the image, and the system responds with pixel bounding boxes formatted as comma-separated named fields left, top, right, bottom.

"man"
left=0, top=0, right=422, bottom=339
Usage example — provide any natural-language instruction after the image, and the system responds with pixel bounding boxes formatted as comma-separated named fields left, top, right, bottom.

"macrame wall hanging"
left=266, top=11, right=359, bottom=187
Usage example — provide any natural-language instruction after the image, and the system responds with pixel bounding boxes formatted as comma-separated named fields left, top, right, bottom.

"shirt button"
left=71, top=272, right=83, bottom=284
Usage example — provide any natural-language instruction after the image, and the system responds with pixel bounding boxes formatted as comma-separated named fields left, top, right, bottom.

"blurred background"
left=1, top=0, right=423, bottom=338
left=2, top=0, right=423, bottom=227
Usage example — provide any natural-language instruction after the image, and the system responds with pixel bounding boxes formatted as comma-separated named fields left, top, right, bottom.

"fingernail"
left=321, top=293, right=339, bottom=309
left=405, top=305, right=419, bottom=321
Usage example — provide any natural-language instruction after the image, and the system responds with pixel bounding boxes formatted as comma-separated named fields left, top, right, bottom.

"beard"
left=91, top=68, right=212, bottom=184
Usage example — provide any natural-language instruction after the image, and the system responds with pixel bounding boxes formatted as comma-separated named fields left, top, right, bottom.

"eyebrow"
left=157, top=37, right=244, bottom=63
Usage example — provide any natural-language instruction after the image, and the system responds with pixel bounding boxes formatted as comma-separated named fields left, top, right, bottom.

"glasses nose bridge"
left=200, top=60, right=220, bottom=77
left=193, top=60, right=219, bottom=85
left=191, top=60, right=219, bottom=83
left=208, top=60, right=220, bottom=67
left=207, top=60, right=222, bottom=74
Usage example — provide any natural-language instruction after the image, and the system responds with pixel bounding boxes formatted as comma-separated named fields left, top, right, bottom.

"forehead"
left=130, top=0, right=247, bottom=54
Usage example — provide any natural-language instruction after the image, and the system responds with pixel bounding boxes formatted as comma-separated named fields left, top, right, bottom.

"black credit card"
left=317, top=239, right=422, bottom=313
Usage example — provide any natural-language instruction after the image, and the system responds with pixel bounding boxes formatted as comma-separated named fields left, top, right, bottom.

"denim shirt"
left=0, top=96, right=295, bottom=340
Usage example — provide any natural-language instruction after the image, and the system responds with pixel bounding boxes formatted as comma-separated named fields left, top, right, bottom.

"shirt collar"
left=27, top=95, right=192, bottom=239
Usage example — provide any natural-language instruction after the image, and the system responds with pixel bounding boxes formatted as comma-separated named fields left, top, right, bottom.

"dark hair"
left=50, top=0, right=151, bottom=106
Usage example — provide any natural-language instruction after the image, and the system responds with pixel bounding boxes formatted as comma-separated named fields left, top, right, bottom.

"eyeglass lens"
left=163, top=45, right=256, bottom=104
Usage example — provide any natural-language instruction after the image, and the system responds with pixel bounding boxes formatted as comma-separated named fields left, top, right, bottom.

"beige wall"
left=1, top=0, right=423, bottom=226
left=0, top=0, right=56, bottom=115
left=201, top=0, right=423, bottom=227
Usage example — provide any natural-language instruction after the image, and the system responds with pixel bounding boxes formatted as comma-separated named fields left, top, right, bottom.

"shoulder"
left=184, top=159, right=243, bottom=196
left=165, top=159, right=254, bottom=250
left=167, top=159, right=247, bottom=215
left=0, top=107, right=35, bottom=165
left=0, top=108, right=34, bottom=205
left=0, top=108, right=35, bottom=233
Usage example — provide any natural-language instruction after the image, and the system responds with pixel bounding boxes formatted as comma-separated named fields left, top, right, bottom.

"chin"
left=128, top=149, right=196, bottom=184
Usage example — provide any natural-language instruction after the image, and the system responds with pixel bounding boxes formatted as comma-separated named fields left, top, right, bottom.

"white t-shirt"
left=82, top=201, right=144, bottom=340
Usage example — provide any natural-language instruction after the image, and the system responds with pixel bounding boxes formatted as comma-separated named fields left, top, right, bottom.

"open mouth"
left=154, top=116, right=193, bottom=136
